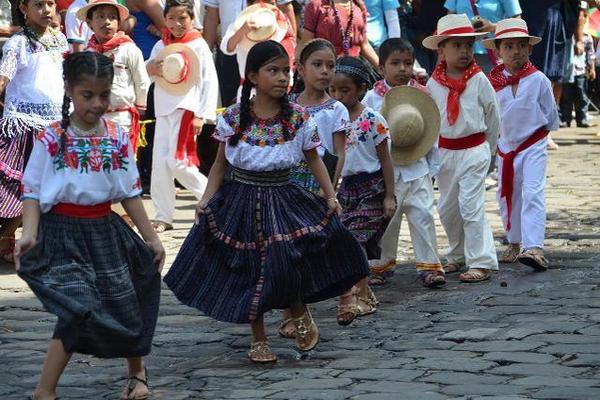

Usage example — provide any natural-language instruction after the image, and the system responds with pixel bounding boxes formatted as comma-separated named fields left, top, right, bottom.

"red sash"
left=107, top=107, right=141, bottom=151
left=52, top=202, right=112, bottom=218
left=497, top=127, right=549, bottom=230
left=431, top=60, right=481, bottom=126
left=87, top=31, right=133, bottom=53
left=176, top=110, right=200, bottom=167
left=161, top=29, right=202, bottom=45
left=488, top=62, right=538, bottom=92
left=439, top=132, right=486, bottom=150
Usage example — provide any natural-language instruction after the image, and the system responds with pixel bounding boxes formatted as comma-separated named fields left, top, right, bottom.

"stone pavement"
left=1, top=122, right=600, bottom=400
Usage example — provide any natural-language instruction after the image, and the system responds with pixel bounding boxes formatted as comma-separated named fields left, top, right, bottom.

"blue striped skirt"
left=164, top=167, right=369, bottom=323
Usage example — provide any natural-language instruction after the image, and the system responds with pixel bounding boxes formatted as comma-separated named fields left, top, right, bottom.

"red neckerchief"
left=431, top=60, right=481, bottom=126
left=488, top=61, right=538, bottom=92
left=87, top=31, right=133, bottom=53
left=161, top=29, right=202, bottom=45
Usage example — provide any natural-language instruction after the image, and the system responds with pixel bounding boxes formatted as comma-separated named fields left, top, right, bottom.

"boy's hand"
left=383, top=196, right=396, bottom=219
left=147, top=60, right=163, bottom=77
left=14, top=235, right=37, bottom=272
left=193, top=117, right=204, bottom=135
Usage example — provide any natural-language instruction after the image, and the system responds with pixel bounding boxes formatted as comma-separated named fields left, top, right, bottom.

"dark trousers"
left=560, top=75, right=589, bottom=124
left=216, top=49, right=240, bottom=107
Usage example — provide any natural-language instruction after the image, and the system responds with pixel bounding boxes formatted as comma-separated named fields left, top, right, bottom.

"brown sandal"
left=499, top=243, right=521, bottom=263
left=443, top=261, right=464, bottom=274
left=248, top=341, right=277, bottom=363
left=121, top=368, right=149, bottom=400
left=277, top=317, right=296, bottom=338
left=356, top=286, right=377, bottom=316
left=420, top=270, right=447, bottom=288
left=151, top=220, right=173, bottom=233
left=518, top=247, right=548, bottom=271
left=293, top=307, right=319, bottom=352
left=459, top=268, right=491, bottom=283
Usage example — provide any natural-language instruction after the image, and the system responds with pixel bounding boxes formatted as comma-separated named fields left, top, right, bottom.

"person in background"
left=364, top=0, right=400, bottom=51
left=65, top=0, right=92, bottom=51
left=126, top=0, right=166, bottom=59
left=0, top=0, right=18, bottom=41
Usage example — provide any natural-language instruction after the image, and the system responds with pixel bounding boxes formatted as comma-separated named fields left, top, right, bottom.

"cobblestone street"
left=1, top=123, right=599, bottom=399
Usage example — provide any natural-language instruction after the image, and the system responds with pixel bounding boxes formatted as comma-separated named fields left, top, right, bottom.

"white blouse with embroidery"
left=0, top=30, right=68, bottom=126
left=214, top=102, right=320, bottom=171
left=22, top=118, right=143, bottom=213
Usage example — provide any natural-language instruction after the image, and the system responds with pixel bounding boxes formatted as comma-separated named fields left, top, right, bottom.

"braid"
left=279, top=93, right=293, bottom=142
left=230, top=79, right=253, bottom=147
left=59, top=94, right=71, bottom=153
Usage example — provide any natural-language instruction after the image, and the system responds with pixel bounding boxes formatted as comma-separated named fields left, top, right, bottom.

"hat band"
left=168, top=52, right=190, bottom=84
left=494, top=27, right=529, bottom=38
left=437, top=26, right=476, bottom=36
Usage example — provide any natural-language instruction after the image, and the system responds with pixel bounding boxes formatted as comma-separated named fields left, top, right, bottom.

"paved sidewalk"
left=1, top=122, right=600, bottom=399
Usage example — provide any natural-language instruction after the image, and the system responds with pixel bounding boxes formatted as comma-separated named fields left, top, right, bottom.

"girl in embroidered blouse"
left=164, top=40, right=369, bottom=364
left=330, top=56, right=396, bottom=326
left=14, top=52, right=165, bottom=400
left=0, top=0, right=68, bottom=264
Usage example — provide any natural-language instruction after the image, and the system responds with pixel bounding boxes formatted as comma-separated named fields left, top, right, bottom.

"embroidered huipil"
left=0, top=30, right=68, bottom=129
left=363, top=79, right=440, bottom=182
left=22, top=118, right=143, bottom=213
left=214, top=103, right=320, bottom=171
left=342, top=106, right=390, bottom=177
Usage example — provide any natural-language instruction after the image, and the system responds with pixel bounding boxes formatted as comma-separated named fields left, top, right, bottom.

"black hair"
left=86, top=4, right=120, bottom=21
left=291, top=38, right=336, bottom=93
left=335, top=56, right=373, bottom=89
left=12, top=0, right=46, bottom=52
left=230, top=40, right=291, bottom=147
left=378, top=38, right=415, bottom=65
left=61, top=52, right=114, bottom=152
left=164, top=0, right=194, bottom=18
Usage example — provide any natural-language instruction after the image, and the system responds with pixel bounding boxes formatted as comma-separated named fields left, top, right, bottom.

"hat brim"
left=422, top=32, right=488, bottom=50
left=77, top=1, right=130, bottom=23
left=381, top=86, right=440, bottom=166
left=233, top=4, right=289, bottom=52
left=155, top=44, right=201, bottom=96
left=482, top=34, right=542, bottom=49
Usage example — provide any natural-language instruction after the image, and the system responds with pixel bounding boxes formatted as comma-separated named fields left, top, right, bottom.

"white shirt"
left=495, top=70, right=560, bottom=153
left=66, top=0, right=92, bottom=48
left=362, top=80, right=440, bottom=181
left=342, top=107, right=390, bottom=177
left=214, top=102, right=320, bottom=171
left=427, top=72, right=501, bottom=153
left=148, top=37, right=219, bottom=120
left=0, top=31, right=68, bottom=126
left=22, top=119, right=142, bottom=213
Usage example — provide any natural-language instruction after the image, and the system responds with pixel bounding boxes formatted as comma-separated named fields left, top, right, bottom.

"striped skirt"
left=18, top=212, right=161, bottom=358
left=338, top=169, right=389, bottom=259
left=0, top=118, right=38, bottom=218
left=164, top=167, right=369, bottom=323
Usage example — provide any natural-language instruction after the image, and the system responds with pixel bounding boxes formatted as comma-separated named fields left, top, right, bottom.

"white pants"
left=151, top=109, right=207, bottom=224
left=378, top=175, right=442, bottom=272
left=437, top=142, right=498, bottom=270
left=497, top=140, right=547, bottom=249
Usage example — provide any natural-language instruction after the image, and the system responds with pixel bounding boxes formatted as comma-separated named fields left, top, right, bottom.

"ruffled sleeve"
left=213, top=105, right=239, bottom=142
left=370, top=111, right=390, bottom=147
left=0, top=35, right=27, bottom=81
left=333, top=102, right=350, bottom=134
left=300, top=116, right=320, bottom=151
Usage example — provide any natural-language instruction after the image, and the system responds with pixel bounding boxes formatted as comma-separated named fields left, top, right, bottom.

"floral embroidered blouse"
left=342, top=106, right=390, bottom=177
left=22, top=118, right=143, bottom=213
left=214, top=102, right=320, bottom=171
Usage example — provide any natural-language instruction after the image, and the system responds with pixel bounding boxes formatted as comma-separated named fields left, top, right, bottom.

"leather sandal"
left=121, top=367, right=149, bottom=400
left=518, top=247, right=548, bottom=271
left=248, top=341, right=277, bottom=363
left=293, top=307, right=319, bottom=352
left=277, top=317, right=296, bottom=338
left=420, top=270, right=447, bottom=288
left=356, top=288, right=377, bottom=317
left=499, top=243, right=521, bottom=263
left=459, top=268, right=491, bottom=283
left=443, top=261, right=464, bottom=274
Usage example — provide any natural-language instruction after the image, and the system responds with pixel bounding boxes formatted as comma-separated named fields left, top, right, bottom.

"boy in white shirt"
left=484, top=18, right=560, bottom=271
left=66, top=0, right=92, bottom=52
left=423, top=14, right=501, bottom=283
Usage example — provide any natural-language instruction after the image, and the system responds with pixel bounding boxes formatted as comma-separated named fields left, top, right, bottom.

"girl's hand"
left=147, top=60, right=163, bottom=77
left=147, top=237, right=166, bottom=273
left=14, top=235, right=37, bottom=272
left=192, top=118, right=204, bottom=135
left=195, top=198, right=209, bottom=223
left=327, top=197, right=342, bottom=216
left=383, top=196, right=396, bottom=219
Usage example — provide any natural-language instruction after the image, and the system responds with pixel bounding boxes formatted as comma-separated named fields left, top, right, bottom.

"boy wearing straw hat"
left=363, top=38, right=445, bottom=288
left=484, top=18, right=559, bottom=271
left=145, top=0, right=218, bottom=232
left=424, top=14, right=501, bottom=283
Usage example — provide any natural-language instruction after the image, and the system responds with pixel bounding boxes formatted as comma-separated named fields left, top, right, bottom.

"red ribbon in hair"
left=431, top=60, right=481, bottom=126
left=175, top=110, right=201, bottom=167
left=87, top=31, right=133, bottom=53
left=488, top=62, right=538, bottom=92
left=161, top=28, right=202, bottom=45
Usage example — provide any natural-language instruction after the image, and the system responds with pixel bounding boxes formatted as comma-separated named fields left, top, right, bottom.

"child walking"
left=164, top=40, right=369, bottom=363
left=423, top=14, right=501, bottom=283
left=363, top=38, right=445, bottom=288
left=146, top=0, right=218, bottom=232
left=0, top=0, right=68, bottom=263
left=330, top=56, right=395, bottom=325
left=14, top=52, right=165, bottom=400
left=484, top=18, right=560, bottom=270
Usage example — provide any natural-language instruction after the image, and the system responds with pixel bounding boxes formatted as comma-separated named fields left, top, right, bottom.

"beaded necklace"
left=330, top=0, right=354, bottom=55
left=24, top=26, right=63, bottom=51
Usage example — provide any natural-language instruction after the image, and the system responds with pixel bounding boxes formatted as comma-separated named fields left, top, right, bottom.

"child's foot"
left=459, top=268, right=491, bottom=283
left=278, top=317, right=296, bottom=338
left=293, top=307, right=319, bottom=352
left=337, top=288, right=359, bottom=325
left=28, top=393, right=58, bottom=400
left=356, top=286, right=377, bottom=316
left=248, top=341, right=278, bottom=363
left=443, top=261, right=464, bottom=274
left=499, top=243, right=521, bottom=263
left=151, top=220, right=173, bottom=233
left=518, top=247, right=548, bottom=271
left=419, top=270, right=446, bottom=288
left=120, top=369, right=149, bottom=400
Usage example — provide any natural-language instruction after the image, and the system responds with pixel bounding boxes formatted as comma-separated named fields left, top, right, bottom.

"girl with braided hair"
left=0, top=0, right=67, bottom=264
left=164, top=40, right=369, bottom=364
left=15, top=51, right=165, bottom=400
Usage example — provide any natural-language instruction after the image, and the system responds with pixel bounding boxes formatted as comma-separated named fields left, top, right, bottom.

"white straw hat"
left=482, top=18, right=541, bottom=49
left=422, top=14, right=488, bottom=50
left=77, top=0, right=130, bottom=23
left=155, top=44, right=200, bottom=95
left=232, top=3, right=289, bottom=52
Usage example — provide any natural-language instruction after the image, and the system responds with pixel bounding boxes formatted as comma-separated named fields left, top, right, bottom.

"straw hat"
left=482, top=18, right=541, bottom=49
left=154, top=44, right=200, bottom=96
left=380, top=86, right=440, bottom=166
left=232, top=3, right=289, bottom=52
left=422, top=14, right=488, bottom=50
left=77, top=0, right=130, bottom=23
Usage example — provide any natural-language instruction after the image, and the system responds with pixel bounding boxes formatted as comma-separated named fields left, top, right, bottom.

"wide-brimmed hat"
left=482, top=18, right=541, bottom=49
left=422, top=14, right=488, bottom=50
left=154, top=43, right=200, bottom=95
left=381, top=86, right=440, bottom=166
left=233, top=3, right=289, bottom=52
left=77, top=0, right=130, bottom=23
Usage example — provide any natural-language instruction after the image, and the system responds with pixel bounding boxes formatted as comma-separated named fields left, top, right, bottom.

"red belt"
left=176, top=110, right=201, bottom=167
left=107, top=107, right=141, bottom=151
left=497, top=127, right=549, bottom=230
left=439, top=132, right=486, bottom=150
left=52, top=202, right=111, bottom=218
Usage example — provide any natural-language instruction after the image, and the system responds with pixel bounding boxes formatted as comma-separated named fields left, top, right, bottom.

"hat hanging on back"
left=77, top=0, right=130, bottom=23
left=482, top=18, right=541, bottom=49
left=380, top=86, right=441, bottom=166
left=422, top=14, right=488, bottom=50
left=232, top=3, right=289, bottom=52
left=154, top=43, right=200, bottom=96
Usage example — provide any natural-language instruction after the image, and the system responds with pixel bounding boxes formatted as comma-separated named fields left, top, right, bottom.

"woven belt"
left=231, top=167, right=291, bottom=186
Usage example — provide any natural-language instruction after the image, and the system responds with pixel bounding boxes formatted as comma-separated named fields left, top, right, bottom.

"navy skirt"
left=164, top=168, right=369, bottom=323
left=18, top=212, right=161, bottom=358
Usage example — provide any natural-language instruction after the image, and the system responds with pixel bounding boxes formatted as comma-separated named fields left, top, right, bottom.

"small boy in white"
left=423, top=14, right=501, bottom=283
left=363, top=38, right=444, bottom=288
left=484, top=18, right=560, bottom=270
left=146, top=0, right=218, bottom=232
